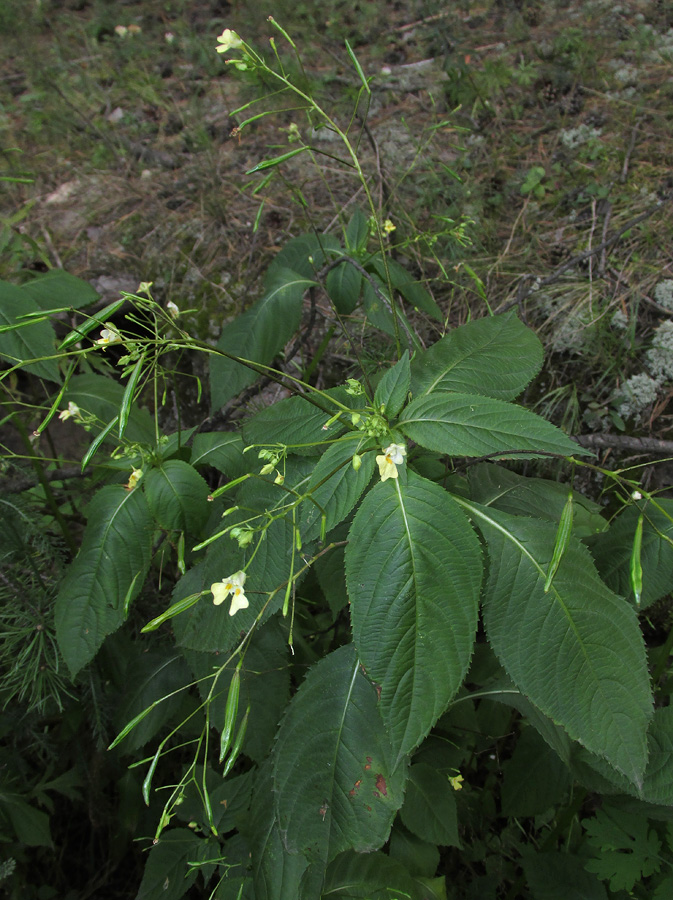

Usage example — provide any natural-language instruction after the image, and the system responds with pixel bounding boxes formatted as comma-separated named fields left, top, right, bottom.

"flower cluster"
left=58, top=401, right=81, bottom=423
left=211, top=572, right=249, bottom=616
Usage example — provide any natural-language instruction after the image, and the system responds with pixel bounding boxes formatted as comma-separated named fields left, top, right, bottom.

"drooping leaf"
left=399, top=392, right=584, bottom=459
left=326, top=259, right=362, bottom=314
left=345, top=209, right=369, bottom=255
left=144, top=460, right=211, bottom=535
left=372, top=256, right=443, bottom=322
left=250, top=761, right=310, bottom=900
left=135, top=829, right=201, bottom=900
left=190, top=431, right=246, bottom=477
left=589, top=500, right=673, bottom=609
left=65, top=373, right=156, bottom=445
left=468, top=462, right=606, bottom=538
left=0, top=279, right=59, bottom=381
left=4, top=796, right=53, bottom=848
left=265, top=233, right=340, bottom=282
left=501, top=727, right=571, bottom=817
left=469, top=502, right=652, bottom=786
left=184, top=619, right=290, bottom=764
left=20, top=269, right=100, bottom=310
left=300, top=435, right=375, bottom=542
left=209, top=269, right=317, bottom=410
left=374, top=350, right=410, bottom=418
left=346, top=472, right=482, bottom=764
left=322, top=850, right=422, bottom=900
left=113, top=652, right=191, bottom=754
left=410, top=312, right=543, bottom=400
left=523, top=852, right=608, bottom=900
left=361, top=278, right=422, bottom=350
left=400, top=763, right=460, bottom=847
left=55, top=486, right=154, bottom=676
left=272, top=644, right=407, bottom=873
left=242, top=387, right=360, bottom=454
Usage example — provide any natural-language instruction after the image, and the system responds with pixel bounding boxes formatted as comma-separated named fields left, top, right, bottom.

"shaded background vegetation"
left=1, top=0, right=673, bottom=897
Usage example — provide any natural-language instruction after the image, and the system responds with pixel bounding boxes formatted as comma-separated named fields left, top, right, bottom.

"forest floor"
left=2, top=0, right=673, bottom=479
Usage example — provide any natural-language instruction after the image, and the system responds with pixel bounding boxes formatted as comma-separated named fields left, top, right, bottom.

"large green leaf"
left=523, top=852, right=608, bottom=900
left=113, top=652, right=191, bottom=754
left=55, top=486, right=154, bottom=676
left=271, top=644, right=407, bottom=874
left=468, top=462, right=606, bottom=538
left=374, top=351, right=410, bottom=418
left=326, top=258, right=362, bottom=314
left=399, top=392, right=582, bottom=458
left=242, top=387, right=362, bottom=454
left=301, top=435, right=375, bottom=541
left=135, top=829, right=201, bottom=900
left=190, top=432, right=246, bottom=477
left=251, top=761, right=309, bottom=900
left=372, top=255, right=443, bottom=322
left=266, top=233, right=340, bottom=282
left=346, top=472, right=483, bottom=764
left=209, top=269, right=317, bottom=410
left=0, top=280, right=59, bottom=381
left=65, top=373, right=156, bottom=444
left=20, top=270, right=100, bottom=310
left=144, top=460, right=211, bottom=535
left=589, top=501, right=673, bottom=609
left=322, top=851, right=422, bottom=900
left=468, top=502, right=652, bottom=786
left=410, top=312, right=543, bottom=400
left=400, top=763, right=460, bottom=847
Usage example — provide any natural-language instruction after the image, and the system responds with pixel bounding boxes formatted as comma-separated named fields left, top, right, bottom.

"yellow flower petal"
left=228, top=587, right=249, bottom=616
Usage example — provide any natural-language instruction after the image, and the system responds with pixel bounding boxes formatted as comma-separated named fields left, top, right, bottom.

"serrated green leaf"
left=583, top=806, right=662, bottom=892
left=322, top=850, right=422, bottom=900
left=468, top=502, right=652, bottom=786
left=113, top=652, right=191, bottom=754
left=400, top=763, right=460, bottom=847
left=242, top=387, right=360, bottom=454
left=501, top=728, right=571, bottom=817
left=20, top=269, right=100, bottom=310
left=55, top=486, right=154, bottom=676
left=346, top=472, right=482, bottom=764
left=65, top=373, right=156, bottom=445
left=184, top=619, right=290, bottom=764
left=523, top=852, right=608, bottom=900
left=372, top=256, right=443, bottom=322
left=468, top=462, right=605, bottom=538
left=209, top=269, right=317, bottom=410
left=0, top=279, right=59, bottom=381
left=326, top=259, right=362, bottom=314
left=399, top=392, right=583, bottom=459
left=144, top=460, right=211, bottom=535
left=411, top=312, right=543, bottom=400
left=135, top=829, right=201, bottom=900
left=301, top=435, right=375, bottom=541
left=345, top=209, right=369, bottom=255
left=272, top=644, right=407, bottom=873
left=374, top=350, right=410, bottom=418
left=251, top=761, right=309, bottom=900
left=589, top=501, right=673, bottom=609
left=190, top=432, right=246, bottom=476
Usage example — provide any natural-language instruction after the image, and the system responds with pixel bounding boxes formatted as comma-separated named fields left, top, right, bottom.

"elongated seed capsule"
left=630, top=513, right=644, bottom=606
left=544, top=492, right=573, bottom=593
left=219, top=662, right=242, bottom=763
left=222, top=705, right=250, bottom=778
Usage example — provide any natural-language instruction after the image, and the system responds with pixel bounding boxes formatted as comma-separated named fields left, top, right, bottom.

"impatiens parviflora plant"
left=2, top=21, right=669, bottom=900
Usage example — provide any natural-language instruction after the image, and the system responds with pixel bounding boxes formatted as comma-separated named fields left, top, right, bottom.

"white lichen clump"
left=559, top=125, right=603, bottom=151
left=653, top=279, right=673, bottom=311
left=646, top=321, right=673, bottom=381
left=616, top=373, right=659, bottom=421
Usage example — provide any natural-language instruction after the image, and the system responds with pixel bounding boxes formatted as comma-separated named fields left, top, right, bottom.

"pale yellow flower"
left=114, top=25, right=128, bottom=37
left=211, top=571, right=249, bottom=616
left=137, top=281, right=153, bottom=294
left=95, top=326, right=122, bottom=348
left=449, top=774, right=464, bottom=791
left=382, top=218, right=396, bottom=235
left=376, top=443, right=406, bottom=482
left=216, top=29, right=243, bottom=54
left=166, top=300, right=180, bottom=319
left=126, top=468, right=143, bottom=491
left=58, top=401, right=80, bottom=422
